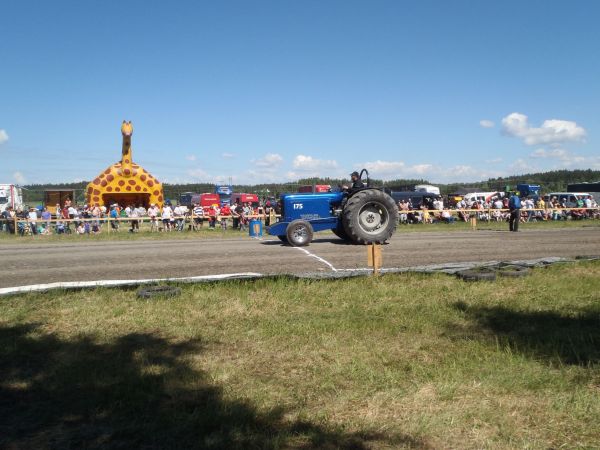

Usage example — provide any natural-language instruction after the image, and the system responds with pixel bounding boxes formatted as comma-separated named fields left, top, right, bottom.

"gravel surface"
left=2, top=228, right=599, bottom=289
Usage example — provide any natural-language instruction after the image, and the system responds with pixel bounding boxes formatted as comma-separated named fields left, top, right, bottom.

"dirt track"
left=2, top=228, right=599, bottom=288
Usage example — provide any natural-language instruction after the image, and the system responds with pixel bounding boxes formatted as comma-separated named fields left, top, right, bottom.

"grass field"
left=1, top=218, right=599, bottom=244
left=1, top=261, right=599, bottom=449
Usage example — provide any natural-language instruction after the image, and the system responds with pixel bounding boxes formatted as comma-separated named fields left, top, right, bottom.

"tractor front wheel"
left=286, top=220, right=314, bottom=247
left=342, top=189, right=398, bottom=244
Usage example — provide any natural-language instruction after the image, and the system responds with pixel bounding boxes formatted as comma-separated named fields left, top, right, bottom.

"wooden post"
left=367, top=243, right=382, bottom=276
left=470, top=215, right=477, bottom=230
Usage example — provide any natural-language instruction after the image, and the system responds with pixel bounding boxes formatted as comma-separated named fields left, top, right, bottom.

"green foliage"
left=1, top=262, right=600, bottom=448
left=19, top=169, right=600, bottom=204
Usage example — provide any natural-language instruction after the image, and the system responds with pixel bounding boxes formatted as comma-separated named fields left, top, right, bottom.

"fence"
left=2, top=207, right=599, bottom=237
left=0, top=211, right=278, bottom=236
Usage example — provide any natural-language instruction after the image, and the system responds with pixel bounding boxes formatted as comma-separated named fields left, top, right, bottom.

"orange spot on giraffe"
left=107, top=174, right=114, bottom=182
left=101, top=180, right=107, bottom=187
left=107, top=186, right=113, bottom=192
left=140, top=175, right=147, bottom=181
left=93, top=178, right=100, bottom=185
left=148, top=180, right=154, bottom=187
left=118, top=180, right=125, bottom=186
left=126, top=186, right=132, bottom=191
left=135, top=186, right=141, bottom=192
left=128, top=179, right=136, bottom=186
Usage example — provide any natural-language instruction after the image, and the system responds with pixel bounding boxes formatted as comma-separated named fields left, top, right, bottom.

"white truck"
left=414, top=184, right=441, bottom=195
left=0, top=184, right=24, bottom=213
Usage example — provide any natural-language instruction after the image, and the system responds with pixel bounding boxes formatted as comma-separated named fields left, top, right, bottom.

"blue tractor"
left=268, top=169, right=398, bottom=246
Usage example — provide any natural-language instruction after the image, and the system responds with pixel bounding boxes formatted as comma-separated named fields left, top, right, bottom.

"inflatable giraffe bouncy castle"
left=86, top=121, right=164, bottom=208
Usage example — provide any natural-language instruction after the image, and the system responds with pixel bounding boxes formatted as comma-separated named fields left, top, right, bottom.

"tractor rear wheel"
left=286, top=219, right=314, bottom=246
left=342, top=189, right=398, bottom=244
left=332, top=225, right=349, bottom=241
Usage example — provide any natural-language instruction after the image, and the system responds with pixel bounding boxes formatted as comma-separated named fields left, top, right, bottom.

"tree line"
left=20, top=169, right=600, bottom=205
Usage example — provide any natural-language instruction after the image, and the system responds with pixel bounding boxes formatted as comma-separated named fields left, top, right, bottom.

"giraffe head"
left=121, top=120, right=133, bottom=137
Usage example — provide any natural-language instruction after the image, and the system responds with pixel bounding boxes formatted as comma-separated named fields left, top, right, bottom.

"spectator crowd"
left=396, top=193, right=599, bottom=225
left=1, top=193, right=598, bottom=237
left=1, top=200, right=278, bottom=236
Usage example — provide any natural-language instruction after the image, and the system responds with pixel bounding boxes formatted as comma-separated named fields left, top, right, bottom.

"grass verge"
left=1, top=262, right=599, bottom=448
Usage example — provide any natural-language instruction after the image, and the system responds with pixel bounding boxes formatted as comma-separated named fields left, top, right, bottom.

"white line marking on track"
left=0, top=273, right=265, bottom=296
left=294, top=247, right=338, bottom=272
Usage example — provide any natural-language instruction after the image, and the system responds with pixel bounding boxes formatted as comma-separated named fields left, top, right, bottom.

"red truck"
left=184, top=193, right=221, bottom=212
left=298, top=184, right=331, bottom=193
left=231, top=193, right=260, bottom=207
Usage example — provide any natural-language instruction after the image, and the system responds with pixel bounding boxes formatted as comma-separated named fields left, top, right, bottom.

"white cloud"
left=358, top=160, right=480, bottom=182
left=530, top=148, right=569, bottom=160
left=185, top=154, right=197, bottom=161
left=252, top=153, right=283, bottom=168
left=501, top=112, right=586, bottom=146
left=187, top=168, right=209, bottom=180
left=479, top=120, right=495, bottom=128
left=486, top=157, right=503, bottom=164
left=292, top=154, right=338, bottom=171
left=530, top=148, right=594, bottom=168
left=221, top=152, right=235, bottom=159
left=410, top=164, right=434, bottom=175
left=13, top=171, right=26, bottom=184
left=361, top=160, right=406, bottom=175
left=447, top=165, right=477, bottom=177
left=508, top=158, right=532, bottom=173
left=0, top=129, right=8, bottom=145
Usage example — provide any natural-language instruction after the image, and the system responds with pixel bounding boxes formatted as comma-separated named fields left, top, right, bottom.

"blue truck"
left=267, top=170, right=398, bottom=246
left=517, top=184, right=541, bottom=199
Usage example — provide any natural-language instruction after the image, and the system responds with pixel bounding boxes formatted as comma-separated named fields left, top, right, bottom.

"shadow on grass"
left=450, top=302, right=600, bottom=366
left=0, top=324, right=425, bottom=449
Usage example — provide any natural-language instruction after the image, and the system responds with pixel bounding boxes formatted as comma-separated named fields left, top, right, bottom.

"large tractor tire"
left=342, top=189, right=398, bottom=244
left=332, top=225, right=349, bottom=241
left=286, top=219, right=314, bottom=246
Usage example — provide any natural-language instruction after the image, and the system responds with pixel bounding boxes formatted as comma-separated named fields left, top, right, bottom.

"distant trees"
left=20, top=169, right=600, bottom=205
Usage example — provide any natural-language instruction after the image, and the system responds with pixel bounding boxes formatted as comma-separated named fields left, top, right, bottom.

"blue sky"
left=1, top=0, right=599, bottom=185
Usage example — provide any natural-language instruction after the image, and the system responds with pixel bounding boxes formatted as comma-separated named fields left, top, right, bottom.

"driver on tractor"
left=343, top=171, right=364, bottom=191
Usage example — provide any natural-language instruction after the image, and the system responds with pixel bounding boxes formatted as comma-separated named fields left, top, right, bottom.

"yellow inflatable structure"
left=86, top=121, right=164, bottom=208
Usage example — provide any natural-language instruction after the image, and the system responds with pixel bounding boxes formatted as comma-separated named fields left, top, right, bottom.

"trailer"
left=44, top=189, right=76, bottom=214
left=0, top=184, right=23, bottom=213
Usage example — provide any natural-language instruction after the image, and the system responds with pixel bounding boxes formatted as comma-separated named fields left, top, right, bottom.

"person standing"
left=192, top=203, right=204, bottom=230
left=219, top=203, right=231, bottom=230
left=161, top=204, right=173, bottom=231
left=41, top=207, right=52, bottom=233
left=109, top=204, right=119, bottom=231
left=28, top=207, right=39, bottom=235
left=129, top=204, right=140, bottom=232
left=148, top=203, right=159, bottom=232
left=3, top=206, right=16, bottom=234
left=508, top=191, right=522, bottom=232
